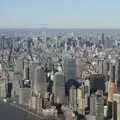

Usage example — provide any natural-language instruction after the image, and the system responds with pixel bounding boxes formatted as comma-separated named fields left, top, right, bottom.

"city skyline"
left=0, top=0, right=120, bottom=29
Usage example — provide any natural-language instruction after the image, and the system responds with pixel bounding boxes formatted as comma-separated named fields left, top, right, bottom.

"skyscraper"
left=89, top=74, right=105, bottom=93
left=69, top=86, right=77, bottom=111
left=30, top=65, right=46, bottom=95
left=112, top=64, right=116, bottom=83
left=90, top=94, right=96, bottom=116
left=15, top=57, right=24, bottom=74
left=96, top=91, right=104, bottom=120
left=64, top=56, right=77, bottom=82
left=77, top=84, right=85, bottom=115
left=113, top=94, right=120, bottom=120
left=101, top=34, right=105, bottom=48
left=19, top=88, right=32, bottom=106
left=117, top=59, right=120, bottom=90
left=107, top=75, right=116, bottom=119
left=53, top=72, right=66, bottom=104
left=90, top=91, right=104, bottom=120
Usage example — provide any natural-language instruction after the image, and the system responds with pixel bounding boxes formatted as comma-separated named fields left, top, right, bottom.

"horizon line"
left=0, top=27, right=120, bottom=30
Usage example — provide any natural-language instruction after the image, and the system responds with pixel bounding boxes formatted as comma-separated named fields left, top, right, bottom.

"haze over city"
left=0, top=0, right=120, bottom=28
left=0, top=0, right=120, bottom=120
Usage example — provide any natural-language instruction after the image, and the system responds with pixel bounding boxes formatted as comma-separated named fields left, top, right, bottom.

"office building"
left=0, top=81, right=6, bottom=98
left=53, top=72, right=66, bottom=104
left=117, top=59, right=120, bottom=90
left=14, top=57, right=24, bottom=88
left=19, top=88, right=32, bottom=106
left=90, top=91, right=104, bottom=120
left=69, top=86, right=77, bottom=111
left=108, top=76, right=116, bottom=102
left=97, top=59, right=104, bottom=74
left=77, top=84, right=85, bottom=115
left=30, top=94, right=42, bottom=112
left=112, top=64, right=116, bottom=83
left=95, top=91, right=104, bottom=120
left=89, top=74, right=105, bottom=93
left=15, top=57, right=24, bottom=74
left=113, top=94, right=120, bottom=120
left=30, top=64, right=46, bottom=95
left=64, top=57, right=77, bottom=82
left=104, top=36, right=114, bottom=49
left=90, top=94, right=96, bottom=116
left=107, top=75, right=116, bottom=119
left=101, top=34, right=105, bottom=47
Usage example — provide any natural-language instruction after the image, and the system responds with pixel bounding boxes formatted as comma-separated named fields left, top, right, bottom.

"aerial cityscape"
left=0, top=0, right=120, bottom=120
left=0, top=28, right=120, bottom=120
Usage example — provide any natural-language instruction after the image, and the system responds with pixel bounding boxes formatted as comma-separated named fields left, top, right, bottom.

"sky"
left=0, top=0, right=120, bottom=28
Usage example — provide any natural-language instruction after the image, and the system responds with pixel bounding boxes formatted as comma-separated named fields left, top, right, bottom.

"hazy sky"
left=0, top=0, right=120, bottom=28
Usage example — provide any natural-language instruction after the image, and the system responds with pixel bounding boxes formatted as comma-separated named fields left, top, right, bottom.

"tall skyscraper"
left=77, top=84, right=85, bottom=115
left=64, top=57, right=77, bottom=82
left=117, top=59, right=120, bottom=90
left=101, top=34, right=105, bottom=48
left=112, top=65, right=116, bottom=83
left=13, top=57, right=24, bottom=98
left=97, top=59, right=104, bottom=74
left=90, top=91, right=104, bottom=120
left=104, top=36, right=114, bottom=49
left=90, top=94, right=96, bottom=116
left=89, top=74, right=105, bottom=93
left=107, top=75, right=116, bottom=119
left=30, top=94, right=43, bottom=112
left=15, top=57, right=24, bottom=74
left=53, top=72, right=66, bottom=104
left=108, top=76, right=116, bottom=102
left=69, top=86, right=77, bottom=111
left=30, top=65, right=46, bottom=95
left=19, top=88, right=32, bottom=106
left=113, top=94, right=120, bottom=120
left=96, top=91, right=104, bottom=120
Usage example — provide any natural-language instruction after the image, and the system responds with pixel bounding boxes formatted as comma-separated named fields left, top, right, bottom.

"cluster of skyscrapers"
left=0, top=29, right=120, bottom=119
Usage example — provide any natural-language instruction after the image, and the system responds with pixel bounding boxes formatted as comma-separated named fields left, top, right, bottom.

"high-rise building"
left=95, top=91, right=104, bottom=120
left=69, top=86, right=77, bottom=111
left=108, top=76, right=116, bottom=102
left=64, top=57, right=77, bottom=82
left=107, top=75, right=116, bottom=119
left=97, top=59, right=104, bottom=74
left=89, top=74, right=105, bottom=93
left=15, top=57, right=24, bottom=74
left=112, top=64, right=116, bottom=83
left=113, top=94, right=120, bottom=120
left=30, top=65, right=46, bottom=95
left=90, top=94, right=96, bottom=116
left=101, top=34, right=105, bottom=47
left=13, top=57, right=24, bottom=98
left=0, top=81, right=6, bottom=98
left=90, top=91, right=104, bottom=120
left=77, top=84, right=85, bottom=115
left=30, top=94, right=43, bottom=112
left=104, top=36, right=114, bottom=49
left=30, top=63, right=37, bottom=91
left=53, top=72, right=66, bottom=104
left=117, top=59, right=120, bottom=90
left=19, top=88, right=32, bottom=106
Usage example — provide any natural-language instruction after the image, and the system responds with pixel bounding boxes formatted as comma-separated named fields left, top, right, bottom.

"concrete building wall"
left=64, top=57, right=77, bottom=82
left=53, top=72, right=66, bottom=104
left=30, top=64, right=46, bottom=95
left=19, top=88, right=32, bottom=106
